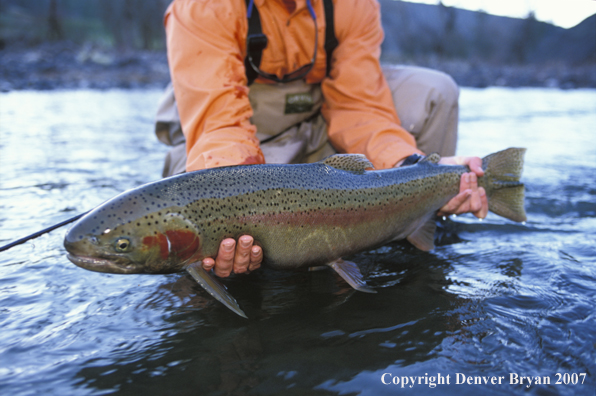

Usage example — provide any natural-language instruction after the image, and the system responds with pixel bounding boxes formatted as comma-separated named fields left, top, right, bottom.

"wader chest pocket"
left=285, top=92, right=314, bottom=114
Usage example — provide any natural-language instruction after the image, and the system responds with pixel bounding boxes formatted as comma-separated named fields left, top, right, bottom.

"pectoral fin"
left=406, top=218, right=436, bottom=251
left=328, top=259, right=376, bottom=293
left=186, top=262, right=248, bottom=318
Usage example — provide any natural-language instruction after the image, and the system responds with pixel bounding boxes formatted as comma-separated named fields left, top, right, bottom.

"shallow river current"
left=1, top=88, right=595, bottom=395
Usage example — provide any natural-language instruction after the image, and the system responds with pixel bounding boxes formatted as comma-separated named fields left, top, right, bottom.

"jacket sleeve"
left=321, top=0, right=423, bottom=170
left=165, top=0, right=265, bottom=171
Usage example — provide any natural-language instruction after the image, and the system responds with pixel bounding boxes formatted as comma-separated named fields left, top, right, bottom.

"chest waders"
left=156, top=0, right=339, bottom=176
left=156, top=1, right=460, bottom=177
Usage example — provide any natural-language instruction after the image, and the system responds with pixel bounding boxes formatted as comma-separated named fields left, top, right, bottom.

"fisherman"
left=155, top=0, right=488, bottom=278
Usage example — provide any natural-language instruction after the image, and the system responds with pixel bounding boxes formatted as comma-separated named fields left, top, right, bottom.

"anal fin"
left=406, top=218, right=437, bottom=251
left=328, top=259, right=376, bottom=293
left=186, top=262, right=248, bottom=318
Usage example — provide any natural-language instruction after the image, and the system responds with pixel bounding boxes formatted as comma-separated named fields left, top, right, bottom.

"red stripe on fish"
left=143, top=233, right=169, bottom=260
left=235, top=198, right=426, bottom=228
left=165, top=230, right=200, bottom=261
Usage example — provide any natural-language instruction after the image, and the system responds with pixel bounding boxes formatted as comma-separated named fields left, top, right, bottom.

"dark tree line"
left=0, top=0, right=593, bottom=65
left=378, top=0, right=592, bottom=66
left=98, top=0, right=169, bottom=50
left=0, top=0, right=169, bottom=50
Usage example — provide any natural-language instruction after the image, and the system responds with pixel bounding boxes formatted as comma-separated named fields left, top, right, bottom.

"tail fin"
left=480, top=148, right=527, bottom=222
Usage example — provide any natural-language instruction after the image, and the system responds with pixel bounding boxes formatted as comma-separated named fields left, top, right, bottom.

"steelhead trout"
left=65, top=148, right=526, bottom=317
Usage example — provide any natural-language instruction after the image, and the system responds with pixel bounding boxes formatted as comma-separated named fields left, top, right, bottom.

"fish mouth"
left=67, top=254, right=142, bottom=274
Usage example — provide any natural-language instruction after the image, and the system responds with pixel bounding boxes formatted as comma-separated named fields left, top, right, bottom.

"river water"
left=0, top=88, right=595, bottom=396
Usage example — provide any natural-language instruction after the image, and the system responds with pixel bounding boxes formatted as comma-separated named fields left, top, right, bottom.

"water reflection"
left=1, top=88, right=595, bottom=395
left=72, top=241, right=463, bottom=395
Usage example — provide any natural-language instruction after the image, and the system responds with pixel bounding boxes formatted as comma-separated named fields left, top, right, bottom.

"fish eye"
left=114, top=238, right=131, bottom=252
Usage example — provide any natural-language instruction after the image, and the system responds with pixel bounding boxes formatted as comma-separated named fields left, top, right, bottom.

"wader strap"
left=323, top=0, right=338, bottom=75
left=245, top=0, right=266, bottom=86
left=244, top=0, right=338, bottom=86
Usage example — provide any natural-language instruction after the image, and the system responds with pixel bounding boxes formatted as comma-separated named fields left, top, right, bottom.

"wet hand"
left=201, top=235, right=263, bottom=277
left=437, top=156, right=488, bottom=219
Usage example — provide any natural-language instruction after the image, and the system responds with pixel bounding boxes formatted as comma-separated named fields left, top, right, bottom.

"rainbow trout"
left=65, top=148, right=526, bottom=317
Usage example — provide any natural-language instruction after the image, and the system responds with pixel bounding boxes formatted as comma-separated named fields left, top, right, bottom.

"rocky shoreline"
left=0, top=41, right=170, bottom=91
left=1, top=41, right=595, bottom=92
left=415, top=58, right=596, bottom=89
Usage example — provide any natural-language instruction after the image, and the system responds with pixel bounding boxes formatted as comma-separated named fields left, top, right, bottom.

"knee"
left=430, top=70, right=459, bottom=106
left=385, top=66, right=459, bottom=108
left=410, top=68, right=459, bottom=109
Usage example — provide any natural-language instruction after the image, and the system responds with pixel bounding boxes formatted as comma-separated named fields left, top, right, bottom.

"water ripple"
left=1, top=88, right=595, bottom=395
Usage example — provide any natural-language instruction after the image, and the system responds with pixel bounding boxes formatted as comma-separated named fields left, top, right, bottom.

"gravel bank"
left=1, top=41, right=594, bottom=91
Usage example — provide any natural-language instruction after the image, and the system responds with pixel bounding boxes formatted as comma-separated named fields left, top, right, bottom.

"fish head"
left=64, top=192, right=203, bottom=274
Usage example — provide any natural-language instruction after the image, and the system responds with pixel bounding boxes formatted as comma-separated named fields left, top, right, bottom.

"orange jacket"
left=165, top=0, right=422, bottom=171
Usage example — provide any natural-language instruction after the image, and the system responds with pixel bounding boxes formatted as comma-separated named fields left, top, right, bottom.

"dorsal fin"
left=320, top=154, right=374, bottom=173
left=419, top=153, right=441, bottom=164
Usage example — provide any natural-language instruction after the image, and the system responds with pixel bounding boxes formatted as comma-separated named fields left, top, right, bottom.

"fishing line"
left=0, top=211, right=89, bottom=253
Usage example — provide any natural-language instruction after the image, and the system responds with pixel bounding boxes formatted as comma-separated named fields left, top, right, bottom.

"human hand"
left=437, top=156, right=488, bottom=219
left=202, top=235, right=263, bottom=277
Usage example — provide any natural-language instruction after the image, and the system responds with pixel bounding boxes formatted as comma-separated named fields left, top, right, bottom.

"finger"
left=473, top=187, right=489, bottom=219
left=438, top=156, right=462, bottom=166
left=213, top=238, right=236, bottom=277
left=438, top=189, right=471, bottom=216
left=233, top=235, right=253, bottom=274
left=468, top=188, right=483, bottom=214
left=468, top=172, right=478, bottom=192
left=468, top=157, right=484, bottom=177
left=249, top=245, right=263, bottom=271
left=202, top=257, right=215, bottom=271
left=460, top=172, right=471, bottom=191
left=441, top=173, right=476, bottom=215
